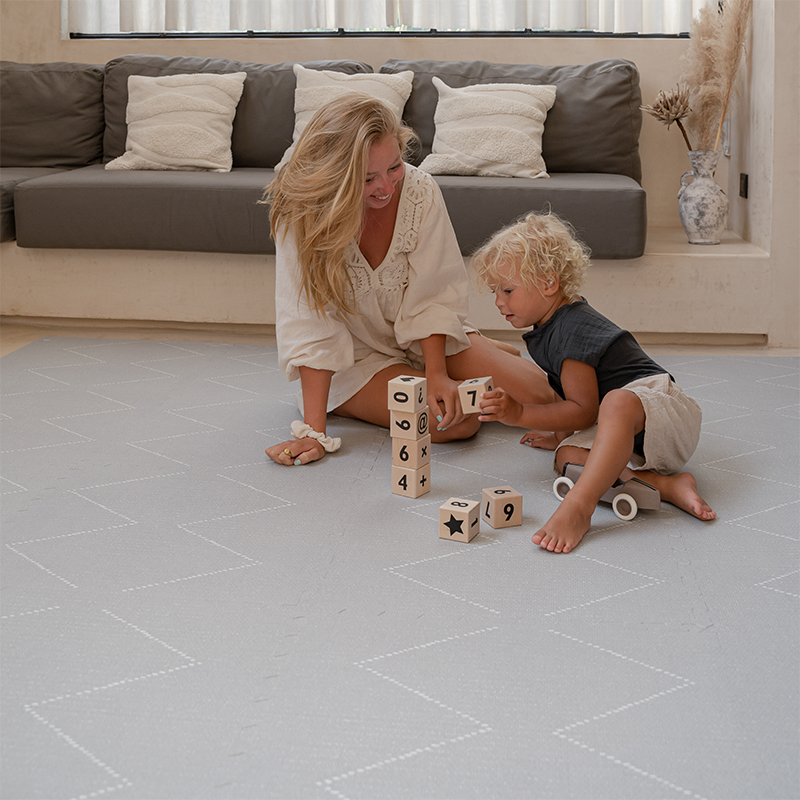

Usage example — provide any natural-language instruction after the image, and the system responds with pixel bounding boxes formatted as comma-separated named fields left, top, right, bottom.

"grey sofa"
left=1, top=54, right=646, bottom=259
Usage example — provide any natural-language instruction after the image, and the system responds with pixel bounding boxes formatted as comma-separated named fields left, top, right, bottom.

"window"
left=66, top=0, right=711, bottom=37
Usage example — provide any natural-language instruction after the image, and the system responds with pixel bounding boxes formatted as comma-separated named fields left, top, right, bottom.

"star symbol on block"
left=444, top=514, right=464, bottom=537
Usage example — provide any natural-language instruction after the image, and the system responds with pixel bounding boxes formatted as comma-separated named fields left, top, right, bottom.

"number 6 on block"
left=390, top=407, right=429, bottom=440
left=481, top=486, right=522, bottom=528
left=392, top=434, right=431, bottom=469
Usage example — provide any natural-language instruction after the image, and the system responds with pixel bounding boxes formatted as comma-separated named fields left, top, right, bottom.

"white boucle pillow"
left=275, top=63, right=414, bottom=170
left=105, top=72, right=247, bottom=172
left=419, top=77, right=557, bottom=179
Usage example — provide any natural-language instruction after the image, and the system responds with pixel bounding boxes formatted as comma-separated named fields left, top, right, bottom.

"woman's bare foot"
left=532, top=497, right=593, bottom=554
left=656, top=472, right=716, bottom=521
left=485, top=337, right=522, bottom=356
left=520, top=430, right=560, bottom=450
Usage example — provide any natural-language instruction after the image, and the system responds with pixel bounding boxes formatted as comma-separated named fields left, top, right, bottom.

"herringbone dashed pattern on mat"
left=1, top=338, right=798, bottom=800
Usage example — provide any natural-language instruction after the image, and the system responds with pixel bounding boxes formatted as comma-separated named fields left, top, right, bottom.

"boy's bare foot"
left=658, top=472, right=716, bottom=521
left=532, top=498, right=592, bottom=554
left=520, top=430, right=560, bottom=450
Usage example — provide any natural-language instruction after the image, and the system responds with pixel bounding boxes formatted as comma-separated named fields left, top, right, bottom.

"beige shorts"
left=554, top=373, right=702, bottom=475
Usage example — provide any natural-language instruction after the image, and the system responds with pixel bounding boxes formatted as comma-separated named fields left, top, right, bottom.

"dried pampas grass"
left=679, top=4, right=725, bottom=150
left=643, top=0, right=752, bottom=152
left=711, top=0, right=753, bottom=149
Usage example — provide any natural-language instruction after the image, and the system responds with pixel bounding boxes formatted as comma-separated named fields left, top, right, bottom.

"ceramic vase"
left=677, top=149, right=728, bottom=245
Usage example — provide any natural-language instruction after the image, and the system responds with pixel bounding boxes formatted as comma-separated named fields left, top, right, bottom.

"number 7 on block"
left=458, top=377, right=493, bottom=414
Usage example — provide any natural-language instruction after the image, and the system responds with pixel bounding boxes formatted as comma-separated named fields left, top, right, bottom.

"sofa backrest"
left=102, top=54, right=373, bottom=169
left=380, top=58, right=643, bottom=184
left=0, top=61, right=105, bottom=168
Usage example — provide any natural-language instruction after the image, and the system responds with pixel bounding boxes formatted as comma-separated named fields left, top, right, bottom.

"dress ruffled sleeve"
left=275, top=229, right=356, bottom=383
left=393, top=172, right=471, bottom=357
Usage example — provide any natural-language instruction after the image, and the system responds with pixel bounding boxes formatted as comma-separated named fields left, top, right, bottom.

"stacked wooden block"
left=388, top=376, right=431, bottom=498
left=388, top=374, right=524, bottom=543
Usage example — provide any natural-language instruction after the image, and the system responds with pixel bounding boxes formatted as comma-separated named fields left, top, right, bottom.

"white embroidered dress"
left=276, top=164, right=474, bottom=411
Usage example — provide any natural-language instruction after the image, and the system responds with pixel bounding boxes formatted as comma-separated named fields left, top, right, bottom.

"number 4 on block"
left=392, top=464, right=431, bottom=498
left=482, top=486, right=522, bottom=528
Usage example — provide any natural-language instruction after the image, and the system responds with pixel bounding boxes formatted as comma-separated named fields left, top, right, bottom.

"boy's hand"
left=477, top=388, right=523, bottom=426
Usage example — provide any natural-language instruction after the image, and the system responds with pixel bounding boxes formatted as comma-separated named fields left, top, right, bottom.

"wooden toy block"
left=439, top=497, right=480, bottom=542
left=481, top=486, right=523, bottom=528
left=387, top=375, right=427, bottom=413
left=392, top=464, right=431, bottom=498
left=392, top=434, right=431, bottom=469
left=458, top=376, right=494, bottom=414
left=390, top=406, right=430, bottom=440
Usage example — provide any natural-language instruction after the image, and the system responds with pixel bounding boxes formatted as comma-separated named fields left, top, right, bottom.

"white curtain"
left=397, top=0, right=712, bottom=34
left=66, top=0, right=710, bottom=35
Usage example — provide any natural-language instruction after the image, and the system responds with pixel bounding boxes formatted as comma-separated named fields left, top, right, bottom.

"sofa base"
left=0, top=228, right=775, bottom=342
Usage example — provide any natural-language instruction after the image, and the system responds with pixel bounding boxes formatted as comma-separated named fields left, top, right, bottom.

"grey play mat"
left=1, top=338, right=797, bottom=799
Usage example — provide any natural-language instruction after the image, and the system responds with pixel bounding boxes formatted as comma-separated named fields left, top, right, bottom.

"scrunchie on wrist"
left=290, top=420, right=341, bottom=453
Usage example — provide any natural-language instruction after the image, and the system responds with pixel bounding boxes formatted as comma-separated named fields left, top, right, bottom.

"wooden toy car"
left=553, top=462, right=661, bottom=521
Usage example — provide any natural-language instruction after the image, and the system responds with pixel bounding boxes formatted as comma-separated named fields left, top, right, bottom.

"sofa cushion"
left=419, top=78, right=556, bottom=179
left=0, top=61, right=105, bottom=168
left=103, top=55, right=373, bottom=169
left=14, top=165, right=275, bottom=254
left=436, top=173, right=647, bottom=259
left=106, top=72, right=247, bottom=172
left=380, top=59, right=643, bottom=183
left=0, top=167, right=69, bottom=241
left=276, top=63, right=414, bottom=170
left=13, top=165, right=645, bottom=259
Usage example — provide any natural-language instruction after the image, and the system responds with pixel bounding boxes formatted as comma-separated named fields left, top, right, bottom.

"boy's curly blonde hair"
left=471, top=212, right=590, bottom=303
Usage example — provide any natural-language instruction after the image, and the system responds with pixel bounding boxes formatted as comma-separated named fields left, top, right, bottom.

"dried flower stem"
left=641, top=84, right=694, bottom=150
left=675, top=119, right=693, bottom=151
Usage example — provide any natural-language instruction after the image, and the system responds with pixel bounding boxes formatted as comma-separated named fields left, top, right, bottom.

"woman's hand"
left=426, top=372, right=467, bottom=431
left=419, top=334, right=468, bottom=431
left=477, top=388, right=524, bottom=427
left=266, top=438, right=325, bottom=466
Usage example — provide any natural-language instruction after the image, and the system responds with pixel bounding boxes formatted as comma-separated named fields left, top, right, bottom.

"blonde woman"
left=264, top=94, right=553, bottom=466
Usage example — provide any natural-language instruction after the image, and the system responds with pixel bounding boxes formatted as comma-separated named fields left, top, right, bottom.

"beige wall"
left=1, top=0, right=797, bottom=346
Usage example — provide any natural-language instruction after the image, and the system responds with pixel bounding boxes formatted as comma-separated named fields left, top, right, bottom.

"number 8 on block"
left=439, top=498, right=480, bottom=542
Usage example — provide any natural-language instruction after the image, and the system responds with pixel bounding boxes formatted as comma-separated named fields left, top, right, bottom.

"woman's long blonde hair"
left=264, top=94, right=418, bottom=316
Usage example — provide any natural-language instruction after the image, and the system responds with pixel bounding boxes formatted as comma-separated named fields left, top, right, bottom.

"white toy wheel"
left=613, top=493, right=638, bottom=521
left=553, top=476, right=574, bottom=501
